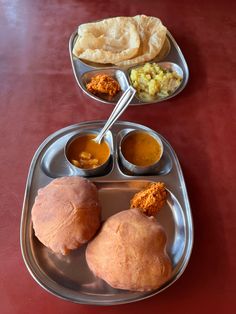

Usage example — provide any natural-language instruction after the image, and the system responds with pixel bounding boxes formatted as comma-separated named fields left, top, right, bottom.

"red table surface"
left=0, top=0, right=235, bottom=313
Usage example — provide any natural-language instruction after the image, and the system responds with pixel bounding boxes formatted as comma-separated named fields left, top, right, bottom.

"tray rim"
left=69, top=27, right=189, bottom=106
left=20, top=120, right=194, bottom=305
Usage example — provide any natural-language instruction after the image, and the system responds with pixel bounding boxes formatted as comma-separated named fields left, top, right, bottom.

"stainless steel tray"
left=20, top=121, right=193, bottom=305
left=69, top=29, right=189, bottom=105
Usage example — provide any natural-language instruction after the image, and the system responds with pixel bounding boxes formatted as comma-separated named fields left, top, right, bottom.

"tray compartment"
left=41, top=129, right=115, bottom=178
left=80, top=69, right=129, bottom=104
left=24, top=181, right=187, bottom=302
left=116, top=128, right=173, bottom=176
left=127, top=61, right=184, bottom=103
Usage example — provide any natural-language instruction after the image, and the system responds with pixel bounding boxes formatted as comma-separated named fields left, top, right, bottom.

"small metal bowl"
left=65, top=130, right=112, bottom=177
left=119, top=129, right=163, bottom=175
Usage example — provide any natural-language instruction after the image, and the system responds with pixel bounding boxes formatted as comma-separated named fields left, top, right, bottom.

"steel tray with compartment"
left=69, top=28, right=189, bottom=105
left=20, top=121, right=193, bottom=305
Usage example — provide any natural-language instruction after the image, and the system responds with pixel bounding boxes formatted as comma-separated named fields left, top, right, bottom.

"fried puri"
left=31, top=176, right=101, bottom=255
left=73, top=16, right=140, bottom=64
left=86, top=208, right=172, bottom=291
left=73, top=15, right=166, bottom=66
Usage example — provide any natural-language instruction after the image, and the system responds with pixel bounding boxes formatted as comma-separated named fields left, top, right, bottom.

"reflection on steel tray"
left=69, top=30, right=189, bottom=105
left=20, top=121, right=193, bottom=305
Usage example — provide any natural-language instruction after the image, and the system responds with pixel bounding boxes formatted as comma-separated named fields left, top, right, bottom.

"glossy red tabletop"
left=0, top=0, right=235, bottom=313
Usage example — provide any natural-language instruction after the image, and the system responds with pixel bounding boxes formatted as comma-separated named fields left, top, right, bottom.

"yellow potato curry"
left=130, top=62, right=182, bottom=100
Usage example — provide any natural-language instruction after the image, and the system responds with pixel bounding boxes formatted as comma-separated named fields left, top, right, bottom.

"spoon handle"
left=94, top=86, right=136, bottom=144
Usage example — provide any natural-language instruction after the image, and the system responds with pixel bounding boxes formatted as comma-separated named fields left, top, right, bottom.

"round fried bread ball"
left=86, top=208, right=172, bottom=291
left=31, top=176, right=101, bottom=255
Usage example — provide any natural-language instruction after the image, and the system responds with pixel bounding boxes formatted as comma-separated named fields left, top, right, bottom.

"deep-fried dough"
left=86, top=208, right=172, bottom=291
left=31, top=176, right=101, bottom=255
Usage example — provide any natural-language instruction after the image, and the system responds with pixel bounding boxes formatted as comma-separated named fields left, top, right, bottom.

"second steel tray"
left=69, top=27, right=189, bottom=105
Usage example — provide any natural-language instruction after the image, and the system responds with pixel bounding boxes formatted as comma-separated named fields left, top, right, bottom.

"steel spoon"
left=93, top=86, right=136, bottom=144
